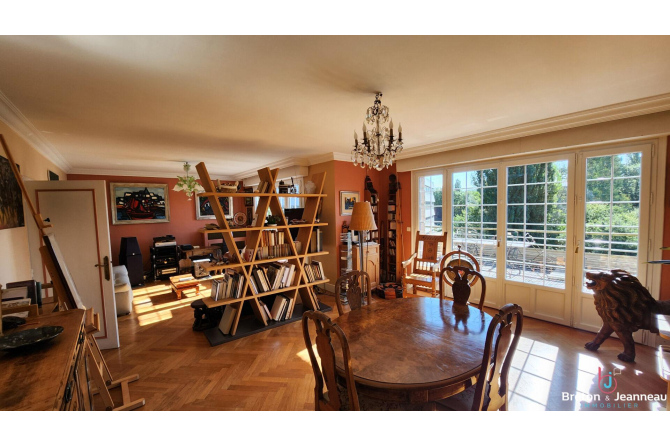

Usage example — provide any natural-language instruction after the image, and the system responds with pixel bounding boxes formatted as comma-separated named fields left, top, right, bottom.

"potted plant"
left=266, top=215, right=281, bottom=226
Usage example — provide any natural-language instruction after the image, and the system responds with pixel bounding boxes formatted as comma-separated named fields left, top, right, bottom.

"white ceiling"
left=1, top=35, right=670, bottom=178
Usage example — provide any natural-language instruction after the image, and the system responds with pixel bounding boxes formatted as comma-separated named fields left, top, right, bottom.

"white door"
left=499, top=155, right=575, bottom=325
left=572, top=144, right=652, bottom=333
left=25, top=180, right=119, bottom=349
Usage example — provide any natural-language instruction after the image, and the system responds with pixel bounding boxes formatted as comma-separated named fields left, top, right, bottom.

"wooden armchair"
left=302, top=311, right=360, bottom=411
left=437, top=303, right=524, bottom=411
left=401, top=231, right=447, bottom=297
left=334, top=271, right=372, bottom=316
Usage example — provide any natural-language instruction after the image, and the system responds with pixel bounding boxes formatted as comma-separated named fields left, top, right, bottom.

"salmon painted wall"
left=660, top=136, right=670, bottom=301
left=68, top=174, right=245, bottom=273
left=330, top=161, right=413, bottom=279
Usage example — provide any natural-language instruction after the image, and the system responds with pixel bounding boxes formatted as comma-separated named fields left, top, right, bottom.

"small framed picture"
left=340, top=191, right=359, bottom=216
left=196, top=196, right=233, bottom=220
left=244, top=186, right=254, bottom=206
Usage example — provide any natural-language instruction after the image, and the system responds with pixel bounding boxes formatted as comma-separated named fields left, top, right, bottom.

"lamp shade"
left=349, top=201, right=377, bottom=231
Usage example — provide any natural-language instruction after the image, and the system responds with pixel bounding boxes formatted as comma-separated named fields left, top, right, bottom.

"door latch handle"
left=575, top=241, right=581, bottom=254
left=94, top=256, right=111, bottom=281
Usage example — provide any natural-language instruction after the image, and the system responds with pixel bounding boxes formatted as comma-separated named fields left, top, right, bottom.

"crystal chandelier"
left=173, top=162, right=204, bottom=200
left=352, top=93, right=403, bottom=171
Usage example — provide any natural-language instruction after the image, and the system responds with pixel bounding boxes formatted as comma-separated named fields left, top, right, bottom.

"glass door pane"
left=418, top=174, right=443, bottom=235
left=452, top=169, right=498, bottom=278
left=583, top=152, right=642, bottom=287
left=505, top=160, right=569, bottom=288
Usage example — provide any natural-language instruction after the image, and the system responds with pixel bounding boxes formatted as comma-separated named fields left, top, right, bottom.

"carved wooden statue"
left=585, top=269, right=670, bottom=362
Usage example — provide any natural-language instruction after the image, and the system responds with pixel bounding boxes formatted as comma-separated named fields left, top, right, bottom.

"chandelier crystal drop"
left=351, top=92, right=403, bottom=170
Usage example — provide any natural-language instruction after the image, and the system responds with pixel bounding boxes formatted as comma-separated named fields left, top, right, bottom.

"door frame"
left=571, top=142, right=655, bottom=334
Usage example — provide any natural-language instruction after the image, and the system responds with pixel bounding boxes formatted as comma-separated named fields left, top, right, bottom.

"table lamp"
left=349, top=201, right=378, bottom=283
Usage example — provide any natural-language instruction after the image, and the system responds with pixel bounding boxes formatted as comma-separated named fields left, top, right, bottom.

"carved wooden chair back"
left=411, top=231, right=448, bottom=275
left=334, top=270, right=372, bottom=316
left=471, top=303, right=523, bottom=411
left=302, top=310, right=360, bottom=411
left=438, top=265, right=487, bottom=310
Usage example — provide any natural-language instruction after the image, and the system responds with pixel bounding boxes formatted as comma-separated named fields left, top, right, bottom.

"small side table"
left=170, top=274, right=201, bottom=300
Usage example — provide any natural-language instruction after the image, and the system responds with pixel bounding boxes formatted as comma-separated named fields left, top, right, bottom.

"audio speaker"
left=119, top=237, right=144, bottom=286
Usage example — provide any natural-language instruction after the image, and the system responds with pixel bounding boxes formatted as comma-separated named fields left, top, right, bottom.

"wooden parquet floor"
left=101, top=282, right=667, bottom=411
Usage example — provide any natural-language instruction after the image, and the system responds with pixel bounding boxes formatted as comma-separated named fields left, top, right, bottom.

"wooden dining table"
left=333, top=297, right=492, bottom=409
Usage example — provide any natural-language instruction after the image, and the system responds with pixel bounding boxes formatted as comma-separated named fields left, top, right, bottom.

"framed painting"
left=110, top=183, right=170, bottom=225
left=244, top=186, right=254, bottom=207
left=196, top=196, right=233, bottom=220
left=0, top=155, right=25, bottom=230
left=340, top=191, right=359, bottom=216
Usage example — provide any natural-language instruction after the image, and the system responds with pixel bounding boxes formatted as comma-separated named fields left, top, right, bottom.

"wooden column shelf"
left=195, top=162, right=328, bottom=336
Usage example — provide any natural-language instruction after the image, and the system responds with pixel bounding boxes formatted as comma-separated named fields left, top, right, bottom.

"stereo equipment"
left=151, top=235, right=179, bottom=281
left=119, top=237, right=144, bottom=286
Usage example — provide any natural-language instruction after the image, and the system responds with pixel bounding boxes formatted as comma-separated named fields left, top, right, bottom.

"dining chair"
left=334, top=270, right=372, bottom=316
left=438, top=265, right=487, bottom=311
left=436, top=303, right=524, bottom=411
left=302, top=310, right=360, bottom=411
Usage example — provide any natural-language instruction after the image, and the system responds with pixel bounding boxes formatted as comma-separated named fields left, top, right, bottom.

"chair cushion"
left=405, top=273, right=434, bottom=283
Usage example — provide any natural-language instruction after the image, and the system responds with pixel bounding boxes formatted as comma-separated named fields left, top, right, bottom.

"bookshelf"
left=194, top=162, right=328, bottom=336
left=383, top=173, right=401, bottom=282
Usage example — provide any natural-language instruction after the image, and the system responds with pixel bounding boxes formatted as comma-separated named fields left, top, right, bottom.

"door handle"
left=575, top=241, right=581, bottom=254
left=94, top=256, right=110, bottom=281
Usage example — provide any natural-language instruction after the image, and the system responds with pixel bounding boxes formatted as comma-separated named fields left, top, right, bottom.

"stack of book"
left=257, top=230, right=292, bottom=259
left=257, top=294, right=295, bottom=323
left=211, top=270, right=245, bottom=301
left=218, top=304, right=238, bottom=335
left=309, top=228, right=323, bottom=253
left=249, top=262, right=296, bottom=294
left=304, top=260, right=325, bottom=283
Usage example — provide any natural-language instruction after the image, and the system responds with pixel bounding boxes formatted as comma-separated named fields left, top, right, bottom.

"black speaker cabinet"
left=119, top=237, right=144, bottom=286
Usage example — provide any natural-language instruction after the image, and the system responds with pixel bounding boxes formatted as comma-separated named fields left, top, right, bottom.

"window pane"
left=452, top=168, right=498, bottom=278
left=583, top=152, right=642, bottom=286
left=506, top=161, right=568, bottom=288
left=418, top=174, right=443, bottom=235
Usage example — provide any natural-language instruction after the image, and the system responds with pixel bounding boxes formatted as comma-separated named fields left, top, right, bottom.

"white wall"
left=0, top=121, right=67, bottom=286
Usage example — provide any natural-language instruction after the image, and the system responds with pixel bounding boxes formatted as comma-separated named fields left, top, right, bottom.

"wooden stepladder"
left=2, top=134, right=145, bottom=411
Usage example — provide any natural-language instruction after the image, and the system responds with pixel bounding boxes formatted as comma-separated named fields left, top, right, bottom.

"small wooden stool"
left=170, top=274, right=200, bottom=299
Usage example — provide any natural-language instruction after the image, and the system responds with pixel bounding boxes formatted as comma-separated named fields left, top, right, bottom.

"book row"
left=304, top=260, right=326, bottom=283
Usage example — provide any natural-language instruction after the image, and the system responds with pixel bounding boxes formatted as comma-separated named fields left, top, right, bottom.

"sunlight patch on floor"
left=138, top=309, right=174, bottom=326
left=508, top=336, right=559, bottom=411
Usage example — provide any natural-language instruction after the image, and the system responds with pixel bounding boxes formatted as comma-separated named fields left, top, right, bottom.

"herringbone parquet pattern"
left=101, top=282, right=667, bottom=411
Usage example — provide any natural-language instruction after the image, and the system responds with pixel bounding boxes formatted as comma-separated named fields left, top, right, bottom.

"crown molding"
left=398, top=92, right=670, bottom=160
left=69, top=167, right=236, bottom=181
left=0, top=89, right=71, bottom=172
left=309, top=152, right=351, bottom=165
left=232, top=156, right=311, bottom=181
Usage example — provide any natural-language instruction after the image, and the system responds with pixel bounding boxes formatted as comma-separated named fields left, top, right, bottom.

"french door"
left=499, top=155, right=575, bottom=325
left=571, top=144, right=652, bottom=332
left=440, top=143, right=655, bottom=329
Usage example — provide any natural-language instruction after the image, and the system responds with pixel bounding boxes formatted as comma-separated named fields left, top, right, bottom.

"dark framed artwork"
left=110, top=183, right=170, bottom=225
left=0, top=155, right=25, bottom=230
left=244, top=186, right=254, bottom=207
left=47, top=170, right=60, bottom=181
left=196, top=196, right=233, bottom=220
left=339, top=191, right=359, bottom=216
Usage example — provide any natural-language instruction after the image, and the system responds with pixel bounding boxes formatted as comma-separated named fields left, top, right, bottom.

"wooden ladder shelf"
left=195, top=162, right=328, bottom=336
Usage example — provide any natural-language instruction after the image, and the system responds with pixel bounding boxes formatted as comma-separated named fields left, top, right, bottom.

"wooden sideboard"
left=0, top=309, right=90, bottom=411
left=352, top=242, right=380, bottom=287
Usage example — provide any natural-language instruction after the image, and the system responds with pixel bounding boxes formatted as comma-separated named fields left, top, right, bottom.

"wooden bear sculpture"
left=584, top=269, right=670, bottom=362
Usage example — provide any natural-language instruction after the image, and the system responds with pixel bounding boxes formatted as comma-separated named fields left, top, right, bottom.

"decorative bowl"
left=0, top=326, right=64, bottom=351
